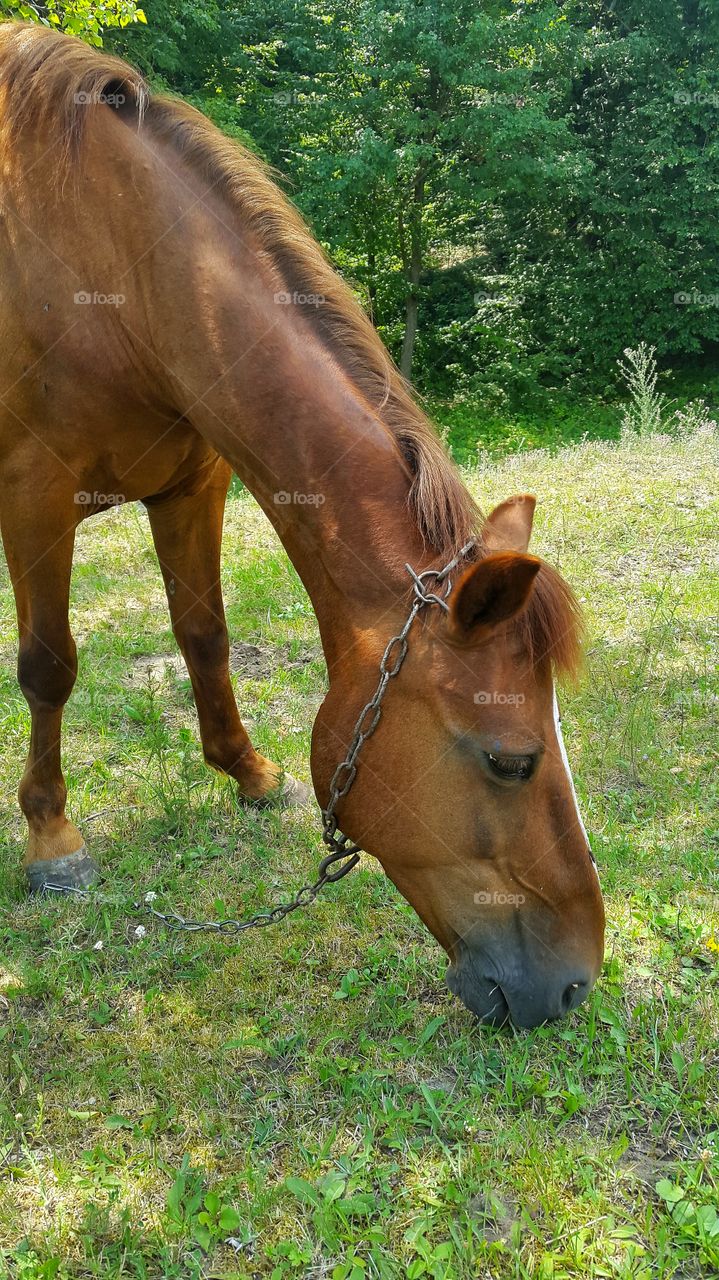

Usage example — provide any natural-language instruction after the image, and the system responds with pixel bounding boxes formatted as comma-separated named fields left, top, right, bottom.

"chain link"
left=319, top=536, right=476, bottom=859
left=41, top=540, right=476, bottom=937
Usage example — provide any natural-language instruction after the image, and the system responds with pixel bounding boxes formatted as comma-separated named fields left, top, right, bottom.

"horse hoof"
left=279, top=773, right=314, bottom=807
left=26, top=846, right=99, bottom=894
left=244, top=772, right=313, bottom=809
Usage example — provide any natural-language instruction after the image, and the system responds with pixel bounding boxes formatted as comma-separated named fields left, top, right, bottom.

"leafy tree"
left=106, top=0, right=229, bottom=85
left=486, top=0, right=719, bottom=384
left=218, top=0, right=579, bottom=380
left=0, top=0, right=146, bottom=46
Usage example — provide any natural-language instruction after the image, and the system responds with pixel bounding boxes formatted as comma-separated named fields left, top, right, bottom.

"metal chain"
left=41, top=539, right=476, bottom=937
left=320, top=538, right=477, bottom=862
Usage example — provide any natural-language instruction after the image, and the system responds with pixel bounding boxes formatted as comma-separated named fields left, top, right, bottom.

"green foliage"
left=165, top=1157, right=244, bottom=1253
left=655, top=1163, right=719, bottom=1267
left=0, top=0, right=146, bottom=46
left=619, top=344, right=669, bottom=437
left=105, top=0, right=225, bottom=80
left=494, top=0, right=719, bottom=386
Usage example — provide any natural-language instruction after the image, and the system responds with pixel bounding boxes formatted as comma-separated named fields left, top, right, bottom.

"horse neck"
left=201, top=353, right=428, bottom=671
left=141, top=179, right=435, bottom=669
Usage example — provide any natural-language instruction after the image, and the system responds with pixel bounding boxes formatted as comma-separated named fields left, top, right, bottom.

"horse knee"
left=17, top=634, right=77, bottom=708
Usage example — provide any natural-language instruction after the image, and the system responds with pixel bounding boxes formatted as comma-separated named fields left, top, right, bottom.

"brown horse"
left=0, top=23, right=604, bottom=1026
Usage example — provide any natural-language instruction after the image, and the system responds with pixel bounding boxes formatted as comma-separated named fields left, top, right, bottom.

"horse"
left=0, top=22, right=604, bottom=1027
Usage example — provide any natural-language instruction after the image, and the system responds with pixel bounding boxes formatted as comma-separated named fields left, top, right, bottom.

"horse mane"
left=0, top=22, right=581, bottom=675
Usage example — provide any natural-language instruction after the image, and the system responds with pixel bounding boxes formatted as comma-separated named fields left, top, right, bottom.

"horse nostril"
left=561, top=979, right=587, bottom=1014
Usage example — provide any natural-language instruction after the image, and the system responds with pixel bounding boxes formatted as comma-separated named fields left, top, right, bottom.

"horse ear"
left=449, top=552, right=541, bottom=641
left=483, top=495, right=536, bottom=553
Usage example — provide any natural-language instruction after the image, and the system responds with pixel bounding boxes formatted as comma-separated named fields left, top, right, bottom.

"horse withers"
left=0, top=23, right=604, bottom=1026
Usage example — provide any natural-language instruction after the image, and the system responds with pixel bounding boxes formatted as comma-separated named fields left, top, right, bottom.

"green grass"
left=1, top=424, right=718, bottom=1279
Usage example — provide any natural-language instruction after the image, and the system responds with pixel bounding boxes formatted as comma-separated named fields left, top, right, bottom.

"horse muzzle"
left=445, top=939, right=597, bottom=1028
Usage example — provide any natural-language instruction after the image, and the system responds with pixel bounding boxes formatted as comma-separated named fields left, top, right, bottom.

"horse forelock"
left=518, top=556, right=584, bottom=679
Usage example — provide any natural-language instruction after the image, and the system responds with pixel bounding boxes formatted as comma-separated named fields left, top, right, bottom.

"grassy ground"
left=1, top=424, right=718, bottom=1279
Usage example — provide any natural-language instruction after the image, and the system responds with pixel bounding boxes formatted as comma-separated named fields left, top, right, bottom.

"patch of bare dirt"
left=229, top=642, right=317, bottom=678
left=126, top=641, right=319, bottom=687
left=127, top=653, right=188, bottom=686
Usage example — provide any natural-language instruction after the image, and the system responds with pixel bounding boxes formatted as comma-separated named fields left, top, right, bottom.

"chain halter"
left=319, top=539, right=477, bottom=871
left=40, top=541, right=477, bottom=937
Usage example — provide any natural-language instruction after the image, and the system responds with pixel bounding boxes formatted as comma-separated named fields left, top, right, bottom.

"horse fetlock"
left=234, top=751, right=284, bottom=799
left=23, top=815, right=86, bottom=862
left=201, top=741, right=273, bottom=792
left=18, top=772, right=68, bottom=823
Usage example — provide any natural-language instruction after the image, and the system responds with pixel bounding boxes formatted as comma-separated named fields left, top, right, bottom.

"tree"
left=219, top=0, right=579, bottom=381
left=486, top=0, right=719, bottom=381
left=0, top=0, right=146, bottom=47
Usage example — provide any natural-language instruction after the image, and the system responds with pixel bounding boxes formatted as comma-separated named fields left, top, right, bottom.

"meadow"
left=0, top=420, right=718, bottom=1279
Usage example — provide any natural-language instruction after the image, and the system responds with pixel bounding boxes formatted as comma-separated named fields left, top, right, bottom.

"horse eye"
left=486, top=752, right=535, bottom=782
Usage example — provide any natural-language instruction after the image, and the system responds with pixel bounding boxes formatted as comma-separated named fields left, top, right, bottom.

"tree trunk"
left=400, top=276, right=419, bottom=381
left=367, top=243, right=377, bottom=326
left=399, top=170, right=425, bottom=381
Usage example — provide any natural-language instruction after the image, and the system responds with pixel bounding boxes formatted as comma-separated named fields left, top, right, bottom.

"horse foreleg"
left=1, top=507, right=97, bottom=892
left=145, top=463, right=311, bottom=805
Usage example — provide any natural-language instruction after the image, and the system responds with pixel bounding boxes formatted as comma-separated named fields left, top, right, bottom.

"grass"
left=1, top=423, right=718, bottom=1279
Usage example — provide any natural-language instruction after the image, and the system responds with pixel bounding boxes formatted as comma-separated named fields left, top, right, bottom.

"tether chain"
left=41, top=540, right=476, bottom=937
left=320, top=538, right=477, bottom=863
